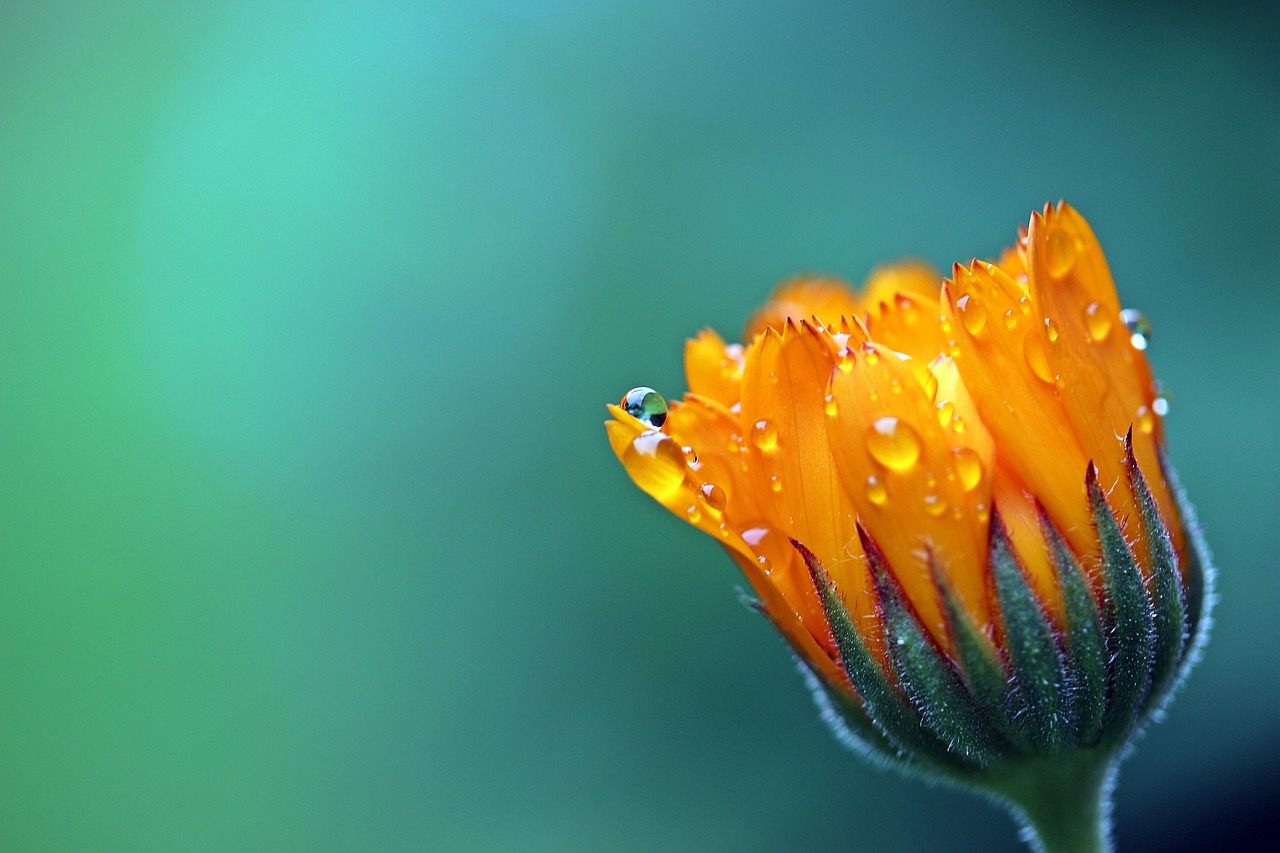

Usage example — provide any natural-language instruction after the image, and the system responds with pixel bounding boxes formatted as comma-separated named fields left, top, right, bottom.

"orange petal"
left=859, top=260, right=942, bottom=312
left=827, top=341, right=994, bottom=644
left=663, top=393, right=757, bottom=527
left=683, top=329, right=744, bottom=408
left=1025, top=203, right=1179, bottom=558
left=743, top=276, right=860, bottom=340
left=942, top=261, right=1096, bottom=562
left=865, top=290, right=950, bottom=363
left=738, top=321, right=870, bottom=632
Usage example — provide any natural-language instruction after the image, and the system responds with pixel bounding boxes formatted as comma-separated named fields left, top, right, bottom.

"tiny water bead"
left=1044, top=317, right=1060, bottom=343
left=752, top=419, right=779, bottom=453
left=1153, top=396, right=1170, bottom=417
left=1083, top=301, right=1113, bottom=342
left=951, top=446, right=984, bottom=492
left=1120, top=308, right=1152, bottom=351
left=923, top=491, right=947, bottom=517
left=682, top=446, right=699, bottom=465
left=866, top=475, right=888, bottom=506
left=866, top=416, right=922, bottom=472
left=622, top=386, right=668, bottom=428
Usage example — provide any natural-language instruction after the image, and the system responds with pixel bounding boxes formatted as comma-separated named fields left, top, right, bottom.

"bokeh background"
left=2, top=1, right=1277, bottom=850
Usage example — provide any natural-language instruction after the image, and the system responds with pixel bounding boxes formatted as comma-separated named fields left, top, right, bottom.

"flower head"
left=605, top=203, right=1211, bottom=801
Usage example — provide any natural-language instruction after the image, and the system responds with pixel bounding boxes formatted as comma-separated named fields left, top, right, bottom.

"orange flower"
left=606, top=203, right=1210, bottom=792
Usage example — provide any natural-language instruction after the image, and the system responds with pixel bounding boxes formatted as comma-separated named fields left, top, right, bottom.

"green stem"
left=987, top=754, right=1116, bottom=853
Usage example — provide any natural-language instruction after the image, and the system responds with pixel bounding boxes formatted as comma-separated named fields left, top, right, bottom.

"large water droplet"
left=700, top=483, right=728, bottom=513
left=751, top=419, right=779, bottom=453
left=622, top=430, right=686, bottom=500
left=952, top=447, right=983, bottom=492
left=1046, top=228, right=1078, bottom=278
left=1023, top=334, right=1055, bottom=384
left=865, top=475, right=887, bottom=506
left=866, top=416, right=922, bottom=471
left=622, top=386, right=668, bottom=428
left=1083, top=301, right=1112, bottom=342
left=956, top=293, right=987, bottom=335
left=1120, top=308, right=1152, bottom=351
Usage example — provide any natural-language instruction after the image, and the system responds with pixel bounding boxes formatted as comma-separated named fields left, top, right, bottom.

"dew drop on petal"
left=1003, top=309, right=1018, bottom=330
left=862, top=344, right=880, bottom=365
left=866, top=416, right=922, bottom=471
left=1023, top=334, right=1055, bottom=384
left=952, top=447, right=984, bottom=492
left=923, top=491, right=947, bottom=517
left=752, top=419, right=779, bottom=453
left=682, top=445, right=699, bottom=465
left=837, top=346, right=856, bottom=372
left=622, top=386, right=668, bottom=428
left=700, top=483, right=728, bottom=513
left=769, top=475, right=782, bottom=493
left=1017, top=295, right=1032, bottom=317
left=1153, top=396, right=1170, bottom=417
left=1120, top=308, right=1152, bottom=351
left=956, top=294, right=987, bottom=335
left=1044, top=317, right=1060, bottom=342
left=935, top=400, right=955, bottom=428
left=1135, top=405, right=1155, bottom=436
left=1083, top=301, right=1113, bottom=342
left=740, top=524, right=790, bottom=575
left=1047, top=228, right=1078, bottom=278
left=824, top=394, right=838, bottom=418
left=686, top=505, right=702, bottom=523
left=622, top=430, right=686, bottom=500
left=866, top=475, right=888, bottom=506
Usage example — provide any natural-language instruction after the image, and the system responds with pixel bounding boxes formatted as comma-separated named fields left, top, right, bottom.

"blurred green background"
left=1, top=1, right=1277, bottom=850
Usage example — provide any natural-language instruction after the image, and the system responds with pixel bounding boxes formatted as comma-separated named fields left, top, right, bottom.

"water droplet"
left=1023, top=334, right=1055, bottom=384
left=1152, top=396, right=1169, bottom=417
left=686, top=505, right=702, bottom=523
left=866, top=416, right=922, bottom=471
left=700, top=483, right=728, bottom=513
left=890, top=378, right=902, bottom=395
left=1135, top=405, right=1155, bottom=435
left=1017, top=296, right=1032, bottom=316
left=622, top=387, right=668, bottom=428
left=866, top=475, right=887, bottom=506
left=935, top=400, right=955, bottom=428
left=1003, top=309, right=1018, bottom=330
left=682, top=445, right=699, bottom=465
left=622, top=430, right=686, bottom=500
left=951, top=415, right=966, bottom=433
left=976, top=503, right=990, bottom=524
left=956, top=293, right=987, bottom=335
left=824, top=394, right=838, bottom=418
left=837, top=346, right=856, bottom=372
left=1083, top=301, right=1112, bottom=342
left=923, top=491, right=947, bottom=517
left=1046, top=228, right=1078, bottom=277
left=740, top=524, right=790, bottom=575
left=1044, top=317, right=1060, bottom=342
left=1120, top=308, right=1151, bottom=351
left=769, top=475, right=782, bottom=493
left=752, top=419, right=778, bottom=453
left=862, top=344, right=880, bottom=365
left=952, top=447, right=983, bottom=492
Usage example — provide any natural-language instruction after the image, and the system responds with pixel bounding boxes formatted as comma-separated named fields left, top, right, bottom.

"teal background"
left=1, top=1, right=1276, bottom=850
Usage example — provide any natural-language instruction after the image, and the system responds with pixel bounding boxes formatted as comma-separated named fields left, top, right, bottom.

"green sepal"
left=928, top=554, right=1023, bottom=749
left=989, top=511, right=1067, bottom=750
left=1087, top=462, right=1156, bottom=745
left=857, top=527, right=1008, bottom=767
left=1124, top=432, right=1187, bottom=711
left=1038, top=502, right=1107, bottom=748
left=1159, top=446, right=1212, bottom=661
left=792, top=539, right=968, bottom=772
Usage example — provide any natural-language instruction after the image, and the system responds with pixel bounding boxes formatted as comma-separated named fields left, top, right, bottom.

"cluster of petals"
left=607, top=202, right=1185, bottom=695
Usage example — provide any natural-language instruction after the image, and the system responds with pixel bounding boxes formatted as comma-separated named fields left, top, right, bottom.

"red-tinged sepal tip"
left=791, top=538, right=962, bottom=771
left=1123, top=432, right=1188, bottom=712
left=855, top=525, right=1009, bottom=768
left=987, top=510, right=1069, bottom=751
left=1086, top=461, right=1157, bottom=746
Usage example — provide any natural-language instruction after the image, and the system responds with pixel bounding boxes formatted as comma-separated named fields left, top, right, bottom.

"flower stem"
left=988, top=754, right=1116, bottom=853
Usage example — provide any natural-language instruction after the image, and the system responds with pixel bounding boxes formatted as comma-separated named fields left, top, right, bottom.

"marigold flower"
left=605, top=203, right=1212, bottom=852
